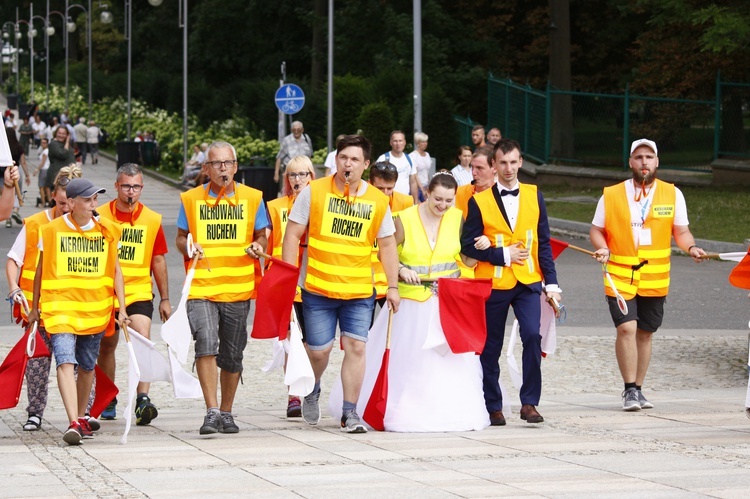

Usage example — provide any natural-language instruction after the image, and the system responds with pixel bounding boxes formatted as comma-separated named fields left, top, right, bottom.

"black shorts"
left=293, top=301, right=306, bottom=342
left=115, top=300, right=154, bottom=330
left=607, top=295, right=665, bottom=332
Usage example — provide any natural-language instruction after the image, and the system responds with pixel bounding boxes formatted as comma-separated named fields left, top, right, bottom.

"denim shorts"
left=301, top=289, right=375, bottom=350
left=186, top=299, right=251, bottom=373
left=49, top=332, right=104, bottom=371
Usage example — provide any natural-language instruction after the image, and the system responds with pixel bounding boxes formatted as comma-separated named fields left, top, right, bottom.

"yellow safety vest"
left=473, top=184, right=543, bottom=290
left=181, top=183, right=263, bottom=302
left=603, top=179, right=676, bottom=299
left=39, top=215, right=121, bottom=335
left=16, top=210, right=52, bottom=324
left=398, top=205, right=462, bottom=301
left=99, top=201, right=162, bottom=307
left=373, top=190, right=414, bottom=298
left=306, top=177, right=388, bottom=299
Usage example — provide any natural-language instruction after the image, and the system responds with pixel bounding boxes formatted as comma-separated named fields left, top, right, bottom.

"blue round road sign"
left=275, top=84, right=305, bottom=115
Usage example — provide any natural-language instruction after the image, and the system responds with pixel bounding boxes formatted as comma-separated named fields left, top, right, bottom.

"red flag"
left=0, top=326, right=50, bottom=410
left=251, top=257, right=300, bottom=341
left=438, top=278, right=493, bottom=355
left=363, top=309, right=393, bottom=431
left=550, top=238, right=569, bottom=260
left=729, top=250, right=750, bottom=290
left=89, top=365, right=119, bottom=418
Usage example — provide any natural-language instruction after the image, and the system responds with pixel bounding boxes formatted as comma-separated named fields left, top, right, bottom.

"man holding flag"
left=590, top=139, right=706, bottom=411
left=98, top=163, right=171, bottom=424
left=176, top=141, right=268, bottom=435
left=282, top=134, right=400, bottom=433
left=461, top=138, right=561, bottom=426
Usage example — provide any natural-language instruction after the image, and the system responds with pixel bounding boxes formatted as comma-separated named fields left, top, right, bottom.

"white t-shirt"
left=409, top=150, right=432, bottom=186
left=39, top=148, right=50, bottom=170
left=32, top=121, right=47, bottom=140
left=324, top=151, right=337, bottom=175
left=376, top=151, right=416, bottom=195
left=592, top=180, right=688, bottom=247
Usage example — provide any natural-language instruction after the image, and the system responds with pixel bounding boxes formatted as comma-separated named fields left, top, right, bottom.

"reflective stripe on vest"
left=603, top=180, right=675, bottom=299
left=99, top=201, right=162, bottom=307
left=398, top=205, right=462, bottom=302
left=39, top=216, right=120, bottom=335
left=373, top=191, right=414, bottom=298
left=473, top=184, right=543, bottom=290
left=306, top=177, right=388, bottom=299
left=181, top=183, right=263, bottom=302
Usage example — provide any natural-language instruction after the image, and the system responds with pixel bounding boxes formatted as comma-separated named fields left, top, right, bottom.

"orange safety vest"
left=267, top=195, right=302, bottom=302
left=39, top=215, right=121, bottom=335
left=99, top=201, right=162, bottom=307
left=398, top=205, right=462, bottom=301
left=454, top=183, right=475, bottom=219
left=603, top=179, right=676, bottom=299
left=306, top=177, right=389, bottom=299
left=15, top=210, right=53, bottom=324
left=372, top=190, right=414, bottom=298
left=181, top=183, right=263, bottom=302
left=473, top=184, right=543, bottom=290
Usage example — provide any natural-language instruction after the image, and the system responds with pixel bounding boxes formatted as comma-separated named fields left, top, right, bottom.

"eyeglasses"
left=119, top=184, right=143, bottom=192
left=287, top=172, right=310, bottom=180
left=57, top=176, right=72, bottom=187
left=373, top=162, right=397, bottom=172
left=205, top=160, right=237, bottom=170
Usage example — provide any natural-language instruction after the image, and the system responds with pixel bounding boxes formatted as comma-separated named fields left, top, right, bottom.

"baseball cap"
left=630, top=138, right=658, bottom=156
left=66, top=178, right=106, bottom=199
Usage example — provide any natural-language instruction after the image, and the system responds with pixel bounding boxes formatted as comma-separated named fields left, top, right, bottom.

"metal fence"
left=456, top=73, right=750, bottom=171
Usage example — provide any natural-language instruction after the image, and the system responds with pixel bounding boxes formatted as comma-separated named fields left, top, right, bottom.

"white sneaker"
left=622, top=387, right=641, bottom=411
left=637, top=390, right=654, bottom=409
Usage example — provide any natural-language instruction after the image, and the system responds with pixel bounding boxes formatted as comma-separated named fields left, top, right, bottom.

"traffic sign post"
left=275, top=83, right=305, bottom=115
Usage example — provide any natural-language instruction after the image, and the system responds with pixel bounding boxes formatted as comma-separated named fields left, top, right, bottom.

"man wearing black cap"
left=28, top=178, right=129, bottom=446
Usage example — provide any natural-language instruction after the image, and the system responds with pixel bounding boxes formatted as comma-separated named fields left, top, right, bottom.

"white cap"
left=630, top=138, right=658, bottom=156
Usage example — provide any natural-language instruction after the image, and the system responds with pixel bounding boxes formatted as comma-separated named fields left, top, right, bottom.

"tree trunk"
left=548, top=0, right=574, bottom=160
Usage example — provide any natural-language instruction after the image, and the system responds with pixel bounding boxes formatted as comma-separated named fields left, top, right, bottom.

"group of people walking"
left=2, top=130, right=710, bottom=444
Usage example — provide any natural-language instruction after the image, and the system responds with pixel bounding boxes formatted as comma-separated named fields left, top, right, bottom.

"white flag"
left=167, top=347, right=203, bottom=399
left=261, top=338, right=288, bottom=373
left=120, top=341, right=141, bottom=444
left=128, top=327, right=170, bottom=382
left=284, top=320, right=315, bottom=397
left=0, top=127, right=13, bottom=167
left=160, top=268, right=195, bottom=364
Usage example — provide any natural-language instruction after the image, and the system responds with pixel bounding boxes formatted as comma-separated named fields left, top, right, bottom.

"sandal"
left=23, top=415, right=42, bottom=431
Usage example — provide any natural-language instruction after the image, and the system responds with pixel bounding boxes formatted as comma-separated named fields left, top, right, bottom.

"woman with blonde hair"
left=265, top=155, right=315, bottom=417
left=5, top=163, right=83, bottom=432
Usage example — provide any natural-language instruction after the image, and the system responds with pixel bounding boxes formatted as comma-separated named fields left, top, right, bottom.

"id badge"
left=639, top=228, right=652, bottom=246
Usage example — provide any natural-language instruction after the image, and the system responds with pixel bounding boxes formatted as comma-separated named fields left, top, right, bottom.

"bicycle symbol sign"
left=275, top=84, right=305, bottom=115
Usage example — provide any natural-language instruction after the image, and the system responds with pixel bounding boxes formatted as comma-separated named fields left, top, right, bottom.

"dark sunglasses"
left=372, top=162, right=397, bottom=172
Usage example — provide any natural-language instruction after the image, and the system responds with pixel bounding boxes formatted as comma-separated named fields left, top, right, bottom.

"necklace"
left=420, top=204, right=441, bottom=241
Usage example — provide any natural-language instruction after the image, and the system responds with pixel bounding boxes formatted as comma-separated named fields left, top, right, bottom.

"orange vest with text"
left=99, top=201, right=162, bottom=307
left=306, top=177, right=389, bottom=299
left=15, top=210, right=53, bottom=324
left=267, top=195, right=302, bottom=302
left=181, top=183, right=263, bottom=302
left=603, top=179, right=676, bottom=299
left=473, top=184, right=543, bottom=290
left=39, top=216, right=121, bottom=335
left=373, top=190, right=413, bottom=298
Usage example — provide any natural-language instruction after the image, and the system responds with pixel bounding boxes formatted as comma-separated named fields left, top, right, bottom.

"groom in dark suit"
left=461, top=138, right=562, bottom=426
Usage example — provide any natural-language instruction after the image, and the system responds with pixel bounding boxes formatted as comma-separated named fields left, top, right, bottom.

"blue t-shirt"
left=177, top=184, right=270, bottom=231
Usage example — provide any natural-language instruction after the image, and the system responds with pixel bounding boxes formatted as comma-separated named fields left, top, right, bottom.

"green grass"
left=542, top=185, right=750, bottom=243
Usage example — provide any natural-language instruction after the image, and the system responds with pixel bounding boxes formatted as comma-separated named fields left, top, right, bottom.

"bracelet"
left=4, top=182, right=13, bottom=189
left=688, top=245, right=697, bottom=252
left=160, top=298, right=169, bottom=302
left=388, top=286, right=398, bottom=290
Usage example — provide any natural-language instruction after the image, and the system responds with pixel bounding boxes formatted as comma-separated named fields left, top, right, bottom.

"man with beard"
left=590, top=139, right=706, bottom=412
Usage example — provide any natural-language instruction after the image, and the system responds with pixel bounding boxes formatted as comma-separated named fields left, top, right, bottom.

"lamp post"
left=1, top=22, right=17, bottom=89
left=46, top=8, right=70, bottom=114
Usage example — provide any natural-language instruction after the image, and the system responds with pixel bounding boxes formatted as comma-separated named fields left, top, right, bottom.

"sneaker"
left=622, top=387, right=641, bottom=412
left=199, top=410, right=222, bottom=435
left=5, top=219, right=11, bottom=228
left=63, top=421, right=83, bottom=445
left=77, top=417, right=95, bottom=439
left=302, top=389, right=321, bottom=425
left=101, top=398, right=117, bottom=420
left=287, top=397, right=302, bottom=418
left=135, top=395, right=158, bottom=426
left=83, top=414, right=101, bottom=431
left=11, top=211, right=22, bottom=224
left=637, top=390, right=654, bottom=409
left=340, top=410, right=367, bottom=434
left=219, top=412, right=239, bottom=434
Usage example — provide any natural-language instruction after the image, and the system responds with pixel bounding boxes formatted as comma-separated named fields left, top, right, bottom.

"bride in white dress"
left=329, top=173, right=490, bottom=432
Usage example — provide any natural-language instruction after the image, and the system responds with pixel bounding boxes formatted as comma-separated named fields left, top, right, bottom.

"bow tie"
left=500, top=188, right=519, bottom=197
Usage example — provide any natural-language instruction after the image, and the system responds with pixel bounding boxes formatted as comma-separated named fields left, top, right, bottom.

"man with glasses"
left=97, top=163, right=171, bottom=423
left=177, top=141, right=269, bottom=435
left=274, top=121, right=314, bottom=196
